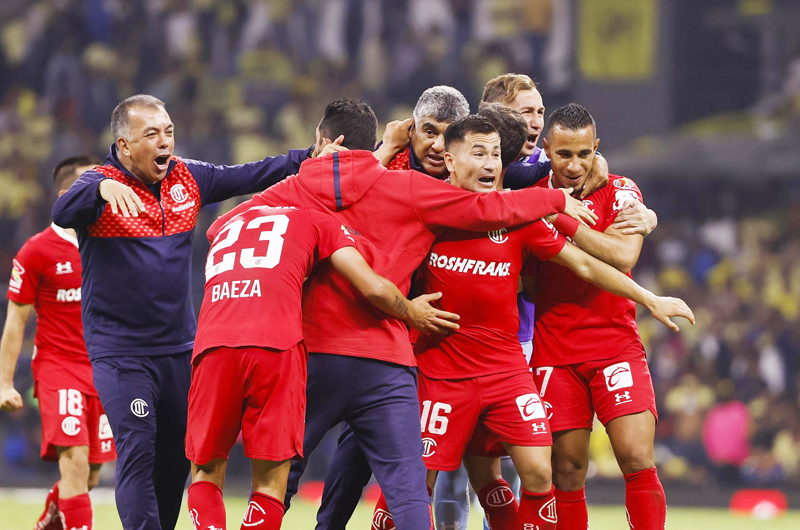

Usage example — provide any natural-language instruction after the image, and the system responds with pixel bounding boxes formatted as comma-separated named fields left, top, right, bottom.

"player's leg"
left=316, top=425, right=374, bottom=530
left=91, top=355, right=160, bottom=530
left=433, top=467, right=470, bottom=530
left=284, top=352, right=349, bottom=509
left=463, top=454, right=518, bottom=530
left=55, top=445, right=93, bottom=530
left=242, top=459, right=293, bottom=529
left=590, top=349, right=664, bottom=530
left=345, top=359, right=433, bottom=530
left=189, top=459, right=228, bottom=530
left=88, top=463, right=102, bottom=490
left=532, top=364, right=594, bottom=530
left=153, top=352, right=192, bottom=530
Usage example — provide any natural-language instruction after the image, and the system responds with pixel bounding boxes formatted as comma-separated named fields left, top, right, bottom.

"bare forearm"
left=365, top=277, right=414, bottom=322
left=0, top=320, right=26, bottom=387
left=572, top=225, right=639, bottom=273
left=375, top=143, right=402, bottom=167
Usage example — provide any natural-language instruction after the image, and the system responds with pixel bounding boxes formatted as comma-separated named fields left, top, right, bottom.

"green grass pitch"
left=2, top=490, right=799, bottom=529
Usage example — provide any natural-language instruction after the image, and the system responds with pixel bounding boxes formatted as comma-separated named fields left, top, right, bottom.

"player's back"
left=193, top=205, right=352, bottom=360
left=415, top=220, right=565, bottom=379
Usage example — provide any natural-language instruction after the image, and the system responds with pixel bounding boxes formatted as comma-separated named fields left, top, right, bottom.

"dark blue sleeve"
left=51, top=170, right=108, bottom=228
left=503, top=158, right=552, bottom=190
left=186, top=147, right=313, bottom=205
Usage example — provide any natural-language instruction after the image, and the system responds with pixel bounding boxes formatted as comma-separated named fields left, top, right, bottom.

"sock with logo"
left=554, top=487, right=589, bottom=530
left=476, top=479, right=518, bottom=530
left=35, top=482, right=62, bottom=530
left=517, top=486, right=557, bottom=530
left=624, top=467, right=666, bottom=530
left=240, top=492, right=284, bottom=529
left=58, top=493, right=92, bottom=530
left=372, top=486, right=434, bottom=530
left=188, top=481, right=226, bottom=530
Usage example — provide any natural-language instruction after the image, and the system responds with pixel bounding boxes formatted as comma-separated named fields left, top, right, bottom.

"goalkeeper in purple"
left=51, top=95, right=312, bottom=530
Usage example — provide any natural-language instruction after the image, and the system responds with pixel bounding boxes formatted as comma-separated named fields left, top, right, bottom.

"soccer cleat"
left=34, top=483, right=63, bottom=530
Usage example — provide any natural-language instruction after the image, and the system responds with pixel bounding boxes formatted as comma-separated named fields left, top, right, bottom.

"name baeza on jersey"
left=210, top=279, right=262, bottom=302
left=427, top=252, right=512, bottom=277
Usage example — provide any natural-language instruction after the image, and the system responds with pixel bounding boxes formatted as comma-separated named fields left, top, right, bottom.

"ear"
left=593, top=137, right=600, bottom=152
left=116, top=137, right=130, bottom=158
left=444, top=151, right=455, bottom=174
left=543, top=137, right=551, bottom=158
left=408, top=122, right=416, bottom=140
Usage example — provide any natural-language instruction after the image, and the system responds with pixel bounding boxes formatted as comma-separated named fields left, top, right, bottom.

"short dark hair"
left=477, top=102, right=527, bottom=169
left=443, top=115, right=497, bottom=151
left=53, top=155, right=103, bottom=191
left=111, top=94, right=166, bottom=140
left=318, top=99, right=378, bottom=152
left=545, top=103, right=597, bottom=138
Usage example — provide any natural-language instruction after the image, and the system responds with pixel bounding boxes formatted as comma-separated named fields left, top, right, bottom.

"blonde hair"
left=481, top=74, right=538, bottom=105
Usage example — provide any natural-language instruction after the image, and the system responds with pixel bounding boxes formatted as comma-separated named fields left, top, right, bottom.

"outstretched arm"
left=550, top=243, right=694, bottom=331
left=374, top=118, right=413, bottom=167
left=0, top=301, right=33, bottom=412
left=330, top=247, right=460, bottom=335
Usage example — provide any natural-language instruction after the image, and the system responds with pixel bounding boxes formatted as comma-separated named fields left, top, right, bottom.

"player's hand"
left=580, top=155, right=609, bottom=198
left=613, top=202, right=657, bottom=236
left=0, top=386, right=23, bottom=412
left=647, top=295, right=695, bottom=332
left=408, top=292, right=460, bottom=335
left=561, top=189, right=597, bottom=226
left=99, top=179, right=145, bottom=218
left=383, top=118, right=413, bottom=151
left=317, top=135, right=347, bottom=158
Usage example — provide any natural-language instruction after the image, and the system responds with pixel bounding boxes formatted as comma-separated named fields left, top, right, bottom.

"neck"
left=64, top=228, right=77, bottom=239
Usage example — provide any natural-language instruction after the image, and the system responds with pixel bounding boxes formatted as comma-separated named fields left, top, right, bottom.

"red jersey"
left=217, top=151, right=568, bottom=366
left=415, top=220, right=566, bottom=379
left=532, top=174, right=645, bottom=366
left=6, top=224, right=95, bottom=395
left=193, top=206, right=354, bottom=360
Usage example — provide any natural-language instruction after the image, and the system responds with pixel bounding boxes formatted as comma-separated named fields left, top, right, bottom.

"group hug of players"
left=0, top=73, right=694, bottom=530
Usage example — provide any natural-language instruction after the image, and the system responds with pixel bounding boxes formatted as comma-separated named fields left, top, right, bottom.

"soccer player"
left=0, top=156, right=113, bottom=530
left=50, top=94, right=324, bottom=530
left=213, top=98, right=597, bottom=530
left=184, top=202, right=459, bottom=530
left=527, top=103, right=671, bottom=530
left=372, top=115, right=693, bottom=530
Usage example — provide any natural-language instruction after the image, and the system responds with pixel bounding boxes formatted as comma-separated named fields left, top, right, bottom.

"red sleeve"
left=606, top=176, right=644, bottom=225
left=7, top=241, right=41, bottom=305
left=408, top=172, right=566, bottom=232
left=309, top=210, right=355, bottom=261
left=521, top=220, right=567, bottom=261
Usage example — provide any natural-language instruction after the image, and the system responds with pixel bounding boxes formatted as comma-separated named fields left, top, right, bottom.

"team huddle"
left=0, top=74, right=694, bottom=530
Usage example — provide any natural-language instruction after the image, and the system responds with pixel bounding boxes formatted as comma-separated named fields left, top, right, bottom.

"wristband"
left=552, top=213, right=580, bottom=238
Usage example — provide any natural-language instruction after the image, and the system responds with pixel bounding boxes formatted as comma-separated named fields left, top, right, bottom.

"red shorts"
left=531, top=342, right=658, bottom=432
left=36, top=383, right=116, bottom=463
left=418, top=369, right=551, bottom=471
left=185, top=343, right=307, bottom=465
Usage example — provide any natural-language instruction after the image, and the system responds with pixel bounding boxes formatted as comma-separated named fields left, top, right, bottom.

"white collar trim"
left=51, top=223, right=78, bottom=248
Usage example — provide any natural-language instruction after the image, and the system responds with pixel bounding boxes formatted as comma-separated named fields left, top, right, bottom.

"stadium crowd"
left=1, top=0, right=799, bottom=509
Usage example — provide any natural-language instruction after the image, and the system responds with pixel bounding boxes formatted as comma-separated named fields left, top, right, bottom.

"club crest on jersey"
left=488, top=228, right=508, bottom=244
left=422, top=437, right=437, bottom=457
left=613, top=177, right=636, bottom=190
left=61, top=416, right=81, bottom=436
left=613, top=190, right=639, bottom=212
left=604, top=362, right=634, bottom=391
left=170, top=184, right=189, bottom=203
left=56, top=262, right=73, bottom=275
left=130, top=398, right=150, bottom=418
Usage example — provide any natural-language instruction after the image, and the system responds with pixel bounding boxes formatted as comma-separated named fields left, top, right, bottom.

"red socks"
left=476, top=479, right=518, bottom=530
left=35, top=482, right=62, bottom=530
left=518, top=486, right=557, bottom=530
left=624, top=467, right=666, bottom=530
left=188, top=481, right=226, bottom=530
left=241, top=492, right=285, bottom=529
left=372, top=486, right=434, bottom=530
left=554, top=487, right=588, bottom=530
left=59, top=493, right=92, bottom=530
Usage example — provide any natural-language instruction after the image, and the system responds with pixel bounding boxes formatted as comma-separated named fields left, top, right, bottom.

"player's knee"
left=58, top=448, right=91, bottom=482
left=518, top=458, right=552, bottom=492
left=551, top=454, right=587, bottom=490
left=616, top=447, right=654, bottom=475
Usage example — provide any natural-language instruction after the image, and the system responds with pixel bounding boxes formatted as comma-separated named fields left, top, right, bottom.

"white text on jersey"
left=56, top=288, right=81, bottom=302
left=211, top=279, right=262, bottom=302
left=428, top=252, right=511, bottom=277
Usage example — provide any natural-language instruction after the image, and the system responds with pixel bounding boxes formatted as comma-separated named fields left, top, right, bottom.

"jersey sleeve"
left=309, top=210, right=356, bottom=261
left=605, top=177, right=644, bottom=224
left=7, top=241, right=41, bottom=305
left=503, top=158, right=551, bottom=190
left=521, top=220, right=568, bottom=261
left=51, top=169, right=108, bottom=228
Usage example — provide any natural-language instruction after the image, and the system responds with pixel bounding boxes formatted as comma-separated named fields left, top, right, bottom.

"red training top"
left=532, top=174, right=645, bottom=366
left=194, top=206, right=354, bottom=360
left=415, top=220, right=566, bottom=379
left=216, top=150, right=568, bottom=367
left=6, top=224, right=95, bottom=395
